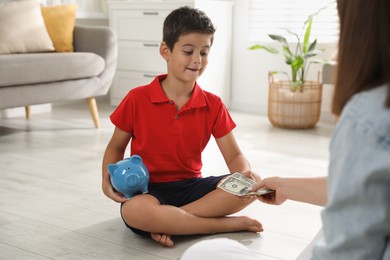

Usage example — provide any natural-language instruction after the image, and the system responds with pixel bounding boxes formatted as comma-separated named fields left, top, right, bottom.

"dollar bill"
left=218, top=172, right=274, bottom=196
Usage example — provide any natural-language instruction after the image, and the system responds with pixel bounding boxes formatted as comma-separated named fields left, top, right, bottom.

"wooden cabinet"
left=108, top=0, right=233, bottom=107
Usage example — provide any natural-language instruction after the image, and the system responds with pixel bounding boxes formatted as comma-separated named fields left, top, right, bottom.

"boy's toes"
left=151, top=233, right=174, bottom=247
left=252, top=220, right=263, bottom=232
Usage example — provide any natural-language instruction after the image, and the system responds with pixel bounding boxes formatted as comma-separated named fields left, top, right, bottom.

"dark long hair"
left=332, top=0, right=390, bottom=116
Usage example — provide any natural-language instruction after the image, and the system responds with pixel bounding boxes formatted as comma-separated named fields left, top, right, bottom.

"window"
left=248, top=0, right=339, bottom=43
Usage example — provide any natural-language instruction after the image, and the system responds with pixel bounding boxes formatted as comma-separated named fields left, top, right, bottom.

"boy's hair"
left=162, top=6, right=216, bottom=51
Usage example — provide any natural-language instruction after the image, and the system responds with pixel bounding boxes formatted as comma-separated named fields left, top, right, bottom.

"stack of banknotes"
left=218, top=172, right=274, bottom=196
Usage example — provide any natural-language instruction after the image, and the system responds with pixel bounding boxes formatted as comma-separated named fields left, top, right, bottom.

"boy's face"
left=161, top=32, right=212, bottom=83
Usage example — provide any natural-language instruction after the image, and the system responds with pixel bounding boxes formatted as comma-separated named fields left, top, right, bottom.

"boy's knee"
left=121, top=195, right=161, bottom=229
left=122, top=199, right=147, bottom=225
left=235, top=195, right=257, bottom=208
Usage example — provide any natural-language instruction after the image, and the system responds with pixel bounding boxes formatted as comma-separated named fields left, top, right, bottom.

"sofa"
left=0, top=24, right=117, bottom=128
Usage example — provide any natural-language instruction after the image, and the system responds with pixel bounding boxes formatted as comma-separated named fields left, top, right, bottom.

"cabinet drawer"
left=111, top=9, right=170, bottom=41
left=117, top=41, right=166, bottom=72
left=110, top=70, right=164, bottom=106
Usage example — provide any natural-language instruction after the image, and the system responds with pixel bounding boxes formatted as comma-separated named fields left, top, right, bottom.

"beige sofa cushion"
left=0, top=52, right=105, bottom=87
left=0, top=0, right=54, bottom=54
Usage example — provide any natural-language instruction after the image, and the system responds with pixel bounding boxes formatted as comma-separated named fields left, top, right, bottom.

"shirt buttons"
left=175, top=114, right=179, bottom=120
left=169, top=101, right=174, bottom=105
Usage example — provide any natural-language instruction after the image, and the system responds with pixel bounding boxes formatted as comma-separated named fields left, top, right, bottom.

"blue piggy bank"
left=108, top=155, right=149, bottom=198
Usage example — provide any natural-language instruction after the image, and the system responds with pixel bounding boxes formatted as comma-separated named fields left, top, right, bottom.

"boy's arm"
left=102, top=127, right=132, bottom=203
left=215, top=131, right=258, bottom=180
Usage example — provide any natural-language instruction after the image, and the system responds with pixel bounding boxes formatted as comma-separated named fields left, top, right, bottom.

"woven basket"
left=268, top=73, right=323, bottom=129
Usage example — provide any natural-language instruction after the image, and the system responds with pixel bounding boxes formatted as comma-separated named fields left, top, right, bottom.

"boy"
left=102, top=6, right=262, bottom=247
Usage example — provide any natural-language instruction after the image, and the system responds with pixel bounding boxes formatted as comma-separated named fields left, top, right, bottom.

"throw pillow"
left=41, top=5, right=77, bottom=52
left=0, top=0, right=55, bottom=54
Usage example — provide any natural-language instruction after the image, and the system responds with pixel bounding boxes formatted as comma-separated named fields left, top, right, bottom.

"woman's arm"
left=251, top=176, right=327, bottom=206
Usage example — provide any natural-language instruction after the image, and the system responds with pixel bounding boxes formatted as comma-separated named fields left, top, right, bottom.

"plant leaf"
left=284, top=28, right=300, bottom=42
left=290, top=56, right=304, bottom=82
left=270, top=71, right=289, bottom=76
left=309, top=59, right=328, bottom=64
left=270, top=71, right=291, bottom=81
left=282, top=45, right=294, bottom=64
left=308, top=39, right=317, bottom=52
left=268, top=34, right=288, bottom=45
left=303, top=16, right=313, bottom=54
left=248, top=44, right=279, bottom=54
left=304, top=49, right=322, bottom=59
left=291, top=56, right=304, bottom=70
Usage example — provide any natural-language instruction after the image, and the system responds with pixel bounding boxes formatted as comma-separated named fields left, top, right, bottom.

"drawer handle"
left=143, top=12, right=159, bottom=16
left=143, top=74, right=156, bottom=78
left=143, top=43, right=159, bottom=47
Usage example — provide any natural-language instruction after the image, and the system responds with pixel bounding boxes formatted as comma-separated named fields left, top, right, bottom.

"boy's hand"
left=240, top=170, right=262, bottom=183
left=102, top=171, right=128, bottom=203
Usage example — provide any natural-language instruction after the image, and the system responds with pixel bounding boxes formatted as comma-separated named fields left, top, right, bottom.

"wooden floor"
left=0, top=99, right=334, bottom=260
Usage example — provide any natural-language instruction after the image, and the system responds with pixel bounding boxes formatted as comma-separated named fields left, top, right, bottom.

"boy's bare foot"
left=238, top=216, right=263, bottom=233
left=151, top=233, right=174, bottom=247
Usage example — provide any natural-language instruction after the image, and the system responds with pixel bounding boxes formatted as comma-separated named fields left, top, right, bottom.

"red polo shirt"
left=110, top=74, right=236, bottom=183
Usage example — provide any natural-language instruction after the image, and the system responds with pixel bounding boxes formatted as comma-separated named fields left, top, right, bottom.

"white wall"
left=230, top=0, right=338, bottom=123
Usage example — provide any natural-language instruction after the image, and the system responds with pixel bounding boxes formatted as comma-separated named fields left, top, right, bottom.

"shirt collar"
left=149, top=74, right=206, bottom=109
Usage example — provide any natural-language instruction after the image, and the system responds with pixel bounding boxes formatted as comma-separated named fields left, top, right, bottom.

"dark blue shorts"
left=120, top=175, right=228, bottom=236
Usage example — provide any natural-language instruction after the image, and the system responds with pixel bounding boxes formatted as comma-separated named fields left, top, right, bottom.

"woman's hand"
left=250, top=177, right=288, bottom=205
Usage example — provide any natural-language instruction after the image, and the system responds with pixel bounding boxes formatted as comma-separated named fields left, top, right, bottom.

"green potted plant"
left=249, top=8, right=328, bottom=129
left=249, top=10, right=324, bottom=90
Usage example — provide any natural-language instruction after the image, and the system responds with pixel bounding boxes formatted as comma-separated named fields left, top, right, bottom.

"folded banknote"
left=218, top=172, right=274, bottom=196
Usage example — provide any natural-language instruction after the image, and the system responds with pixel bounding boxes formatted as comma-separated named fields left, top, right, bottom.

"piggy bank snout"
left=125, top=173, right=140, bottom=187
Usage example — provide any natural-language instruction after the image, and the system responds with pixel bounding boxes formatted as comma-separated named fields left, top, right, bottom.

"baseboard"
left=319, top=110, right=338, bottom=124
left=0, top=104, right=52, bottom=119
left=230, top=101, right=337, bottom=124
left=230, top=101, right=267, bottom=115
left=53, top=95, right=110, bottom=107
